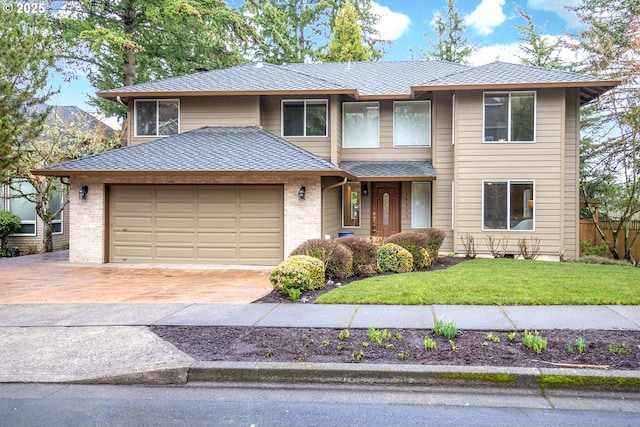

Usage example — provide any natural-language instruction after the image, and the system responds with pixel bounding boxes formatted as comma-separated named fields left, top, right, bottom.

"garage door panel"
left=109, top=184, right=283, bottom=265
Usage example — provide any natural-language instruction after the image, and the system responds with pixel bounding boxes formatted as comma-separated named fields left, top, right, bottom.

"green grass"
left=314, top=258, right=640, bottom=305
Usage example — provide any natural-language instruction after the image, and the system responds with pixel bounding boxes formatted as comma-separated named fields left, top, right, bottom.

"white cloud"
left=469, top=35, right=586, bottom=66
left=527, top=0, right=582, bottom=28
left=371, top=2, right=411, bottom=41
left=466, top=0, right=507, bottom=36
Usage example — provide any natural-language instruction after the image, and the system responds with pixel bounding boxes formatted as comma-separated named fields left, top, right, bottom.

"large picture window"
left=9, top=181, right=36, bottom=235
left=483, top=180, right=534, bottom=231
left=343, top=102, right=379, bottom=148
left=282, top=100, right=327, bottom=137
left=412, top=182, right=432, bottom=228
left=342, top=182, right=361, bottom=227
left=394, top=101, right=431, bottom=147
left=484, top=92, right=535, bottom=142
left=135, top=99, right=179, bottom=137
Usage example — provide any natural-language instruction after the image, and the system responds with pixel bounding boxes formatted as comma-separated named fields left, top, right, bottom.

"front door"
left=371, top=182, right=401, bottom=238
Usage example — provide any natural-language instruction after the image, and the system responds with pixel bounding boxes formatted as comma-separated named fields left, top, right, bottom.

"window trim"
left=50, top=190, right=64, bottom=235
left=281, top=99, right=328, bottom=138
left=133, top=99, right=180, bottom=138
left=393, top=100, right=432, bottom=147
left=341, top=182, right=362, bottom=228
left=482, top=179, right=535, bottom=232
left=342, top=101, right=380, bottom=149
left=483, top=91, right=536, bottom=143
left=411, top=181, right=432, bottom=228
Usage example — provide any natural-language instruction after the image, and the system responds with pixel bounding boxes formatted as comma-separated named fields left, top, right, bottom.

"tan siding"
left=432, top=92, right=454, bottom=253
left=261, top=95, right=332, bottom=159
left=322, top=178, right=342, bottom=238
left=563, top=89, right=580, bottom=259
left=454, top=89, right=567, bottom=258
left=340, top=100, right=432, bottom=161
left=128, top=96, right=260, bottom=146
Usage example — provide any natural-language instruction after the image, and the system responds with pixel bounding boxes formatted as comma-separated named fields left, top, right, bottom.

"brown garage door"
left=109, top=185, right=283, bottom=265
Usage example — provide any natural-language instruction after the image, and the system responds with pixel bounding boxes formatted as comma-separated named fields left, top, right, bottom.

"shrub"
left=337, top=236, right=378, bottom=277
left=270, top=255, right=325, bottom=294
left=0, top=211, right=21, bottom=255
left=377, top=243, right=413, bottom=273
left=579, top=240, right=608, bottom=256
left=385, top=232, right=433, bottom=269
left=415, top=228, right=446, bottom=257
left=291, top=239, right=353, bottom=279
left=576, top=255, right=633, bottom=267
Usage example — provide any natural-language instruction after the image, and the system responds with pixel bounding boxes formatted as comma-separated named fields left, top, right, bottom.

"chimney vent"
left=256, top=50, right=264, bottom=68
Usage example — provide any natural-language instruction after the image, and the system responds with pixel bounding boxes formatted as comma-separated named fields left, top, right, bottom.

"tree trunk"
left=122, top=3, right=137, bottom=86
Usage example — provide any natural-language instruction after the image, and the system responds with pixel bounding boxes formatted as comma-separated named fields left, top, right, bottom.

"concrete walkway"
left=1, top=303, right=639, bottom=387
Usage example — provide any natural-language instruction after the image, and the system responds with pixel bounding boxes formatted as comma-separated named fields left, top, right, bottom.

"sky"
left=47, top=0, right=584, bottom=126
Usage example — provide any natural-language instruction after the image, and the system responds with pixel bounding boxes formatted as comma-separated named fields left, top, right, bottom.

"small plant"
left=580, top=240, right=608, bottom=256
left=367, top=327, right=393, bottom=347
left=459, top=233, right=476, bottom=258
left=321, top=339, right=330, bottom=348
left=397, top=351, right=409, bottom=360
left=518, top=237, right=541, bottom=260
left=265, top=348, right=274, bottom=358
left=484, top=333, right=500, bottom=343
left=350, top=349, right=365, bottom=362
left=338, top=329, right=350, bottom=340
left=423, top=337, right=437, bottom=351
left=609, top=343, right=631, bottom=355
left=361, top=341, right=369, bottom=348
left=576, top=337, right=587, bottom=354
left=298, top=352, right=308, bottom=362
left=337, top=343, right=344, bottom=351
left=284, top=286, right=302, bottom=301
left=433, top=317, right=458, bottom=340
left=395, top=332, right=403, bottom=340
left=522, top=330, right=547, bottom=354
left=508, top=332, right=518, bottom=341
left=449, top=340, right=459, bottom=351
left=567, top=343, right=574, bottom=354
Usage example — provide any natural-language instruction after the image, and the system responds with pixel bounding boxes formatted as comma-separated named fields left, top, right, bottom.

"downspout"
left=321, top=177, right=348, bottom=239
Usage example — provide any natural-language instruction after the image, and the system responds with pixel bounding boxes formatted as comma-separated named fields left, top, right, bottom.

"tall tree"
left=0, top=12, right=56, bottom=174
left=56, top=0, right=257, bottom=118
left=571, top=0, right=640, bottom=261
left=420, top=0, right=474, bottom=64
left=5, top=108, right=120, bottom=253
left=242, top=0, right=382, bottom=64
left=325, top=0, right=372, bottom=62
left=514, top=6, right=566, bottom=69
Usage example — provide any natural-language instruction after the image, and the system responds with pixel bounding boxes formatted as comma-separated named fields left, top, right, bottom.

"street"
left=1, top=382, right=639, bottom=426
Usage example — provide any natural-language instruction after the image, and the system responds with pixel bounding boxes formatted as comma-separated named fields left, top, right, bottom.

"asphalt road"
left=1, top=383, right=639, bottom=427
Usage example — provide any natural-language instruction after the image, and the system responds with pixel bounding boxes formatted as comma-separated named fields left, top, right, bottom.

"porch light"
left=362, top=183, right=369, bottom=196
left=298, top=186, right=306, bottom=200
left=79, top=185, right=88, bottom=200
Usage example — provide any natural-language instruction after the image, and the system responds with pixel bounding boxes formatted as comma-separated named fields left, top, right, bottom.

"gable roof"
left=97, top=60, right=618, bottom=104
left=35, top=126, right=352, bottom=178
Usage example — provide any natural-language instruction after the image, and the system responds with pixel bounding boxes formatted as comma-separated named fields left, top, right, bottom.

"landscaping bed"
left=151, top=325, right=640, bottom=370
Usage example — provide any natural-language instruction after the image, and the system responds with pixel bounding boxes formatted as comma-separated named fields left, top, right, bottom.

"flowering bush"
left=377, top=243, right=413, bottom=273
left=270, top=255, right=325, bottom=294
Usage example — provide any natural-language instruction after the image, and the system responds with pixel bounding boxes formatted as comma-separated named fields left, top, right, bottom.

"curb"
left=74, top=362, right=640, bottom=392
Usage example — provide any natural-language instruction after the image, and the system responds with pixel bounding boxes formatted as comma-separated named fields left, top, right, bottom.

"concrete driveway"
left=0, top=251, right=273, bottom=304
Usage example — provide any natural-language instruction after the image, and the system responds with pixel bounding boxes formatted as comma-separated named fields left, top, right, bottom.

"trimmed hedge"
left=291, top=239, right=353, bottom=279
left=270, top=255, right=326, bottom=294
left=416, top=228, right=446, bottom=257
left=377, top=243, right=413, bottom=273
left=338, top=236, right=378, bottom=277
left=385, top=231, right=434, bottom=270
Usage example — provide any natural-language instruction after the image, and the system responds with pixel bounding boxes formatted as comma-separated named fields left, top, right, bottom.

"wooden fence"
left=579, top=219, right=640, bottom=260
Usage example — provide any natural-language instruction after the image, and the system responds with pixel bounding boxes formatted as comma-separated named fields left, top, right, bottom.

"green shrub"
left=385, top=231, right=434, bottom=270
left=270, top=255, right=325, bottom=294
left=377, top=243, right=413, bottom=273
left=0, top=211, right=21, bottom=254
left=579, top=240, right=608, bottom=256
left=291, top=239, right=353, bottom=279
left=576, top=255, right=633, bottom=267
left=337, top=236, right=378, bottom=277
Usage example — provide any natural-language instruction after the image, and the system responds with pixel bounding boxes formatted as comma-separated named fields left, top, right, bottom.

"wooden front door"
left=371, top=182, right=401, bottom=238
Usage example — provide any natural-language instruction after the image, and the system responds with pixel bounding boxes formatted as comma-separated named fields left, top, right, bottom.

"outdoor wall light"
left=298, top=185, right=306, bottom=200
left=79, top=185, right=88, bottom=200
left=362, top=183, right=369, bottom=196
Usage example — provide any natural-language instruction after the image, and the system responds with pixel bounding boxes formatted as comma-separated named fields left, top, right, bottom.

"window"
left=9, top=181, right=36, bottom=235
left=343, top=102, right=379, bottom=148
left=484, top=92, right=535, bottom=142
left=342, top=182, right=361, bottom=227
left=394, top=101, right=431, bottom=146
left=412, top=182, right=432, bottom=228
left=282, top=100, right=327, bottom=137
left=134, top=99, right=179, bottom=137
left=483, top=180, right=534, bottom=231
left=50, top=189, right=64, bottom=234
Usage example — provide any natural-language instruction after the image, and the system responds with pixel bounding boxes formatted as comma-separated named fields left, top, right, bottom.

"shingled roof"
left=36, top=126, right=351, bottom=177
left=340, top=161, right=436, bottom=180
left=98, top=60, right=618, bottom=103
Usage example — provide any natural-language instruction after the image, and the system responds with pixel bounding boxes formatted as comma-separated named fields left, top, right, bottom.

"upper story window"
left=483, top=180, right=534, bottom=231
left=484, top=92, right=535, bottom=142
left=134, top=99, right=179, bottom=137
left=282, top=100, right=328, bottom=137
left=394, top=101, right=431, bottom=147
left=343, top=102, right=379, bottom=148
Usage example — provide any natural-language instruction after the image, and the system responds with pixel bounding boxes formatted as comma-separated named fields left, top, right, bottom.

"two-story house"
left=35, top=60, right=618, bottom=265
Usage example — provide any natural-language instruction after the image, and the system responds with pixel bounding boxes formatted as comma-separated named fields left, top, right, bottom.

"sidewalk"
left=1, top=303, right=639, bottom=388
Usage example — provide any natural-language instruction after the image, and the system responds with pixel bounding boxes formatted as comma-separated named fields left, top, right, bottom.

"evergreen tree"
left=325, top=0, right=373, bottom=62
left=514, top=6, right=566, bottom=69
left=420, top=0, right=474, bottom=64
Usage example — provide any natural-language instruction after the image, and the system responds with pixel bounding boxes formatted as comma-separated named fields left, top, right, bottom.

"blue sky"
left=48, top=0, right=582, bottom=125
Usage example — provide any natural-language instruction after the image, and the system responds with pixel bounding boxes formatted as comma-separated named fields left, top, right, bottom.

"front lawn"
left=314, top=258, right=640, bottom=305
